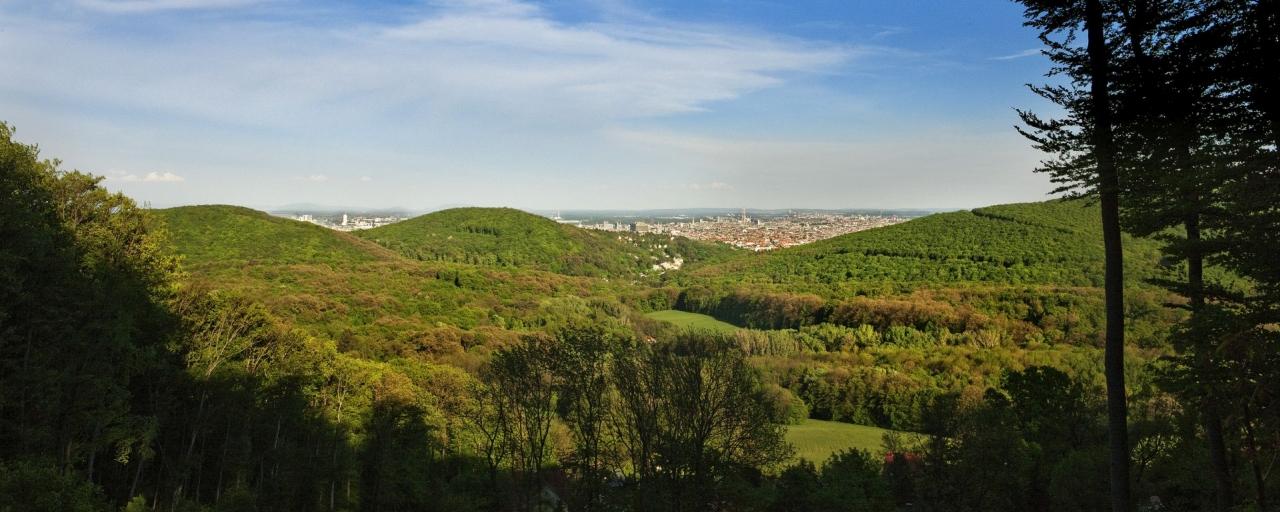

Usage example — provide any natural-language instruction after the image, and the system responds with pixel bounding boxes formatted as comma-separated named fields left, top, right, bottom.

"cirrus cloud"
left=75, top=0, right=263, bottom=13
left=1, top=0, right=853, bottom=127
left=111, top=171, right=186, bottom=183
left=990, top=48, right=1041, bottom=61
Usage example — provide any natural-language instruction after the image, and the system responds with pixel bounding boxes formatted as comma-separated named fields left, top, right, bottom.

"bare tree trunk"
left=186, top=391, right=207, bottom=465
left=324, top=446, right=335, bottom=509
left=195, top=430, right=206, bottom=503
left=1244, top=404, right=1269, bottom=511
left=86, top=420, right=101, bottom=482
left=1085, top=0, right=1130, bottom=510
left=170, top=485, right=182, bottom=512
left=216, top=424, right=229, bottom=503
left=129, top=456, right=144, bottom=500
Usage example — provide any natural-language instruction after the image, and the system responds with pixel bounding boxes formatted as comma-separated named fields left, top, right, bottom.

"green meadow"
left=645, top=309, right=740, bottom=333
left=785, top=419, right=921, bottom=465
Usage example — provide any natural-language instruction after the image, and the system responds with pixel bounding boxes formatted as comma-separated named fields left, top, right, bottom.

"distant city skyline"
left=3, top=0, right=1058, bottom=210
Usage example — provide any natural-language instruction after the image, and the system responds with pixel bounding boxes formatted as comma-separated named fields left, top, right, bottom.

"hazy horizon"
left=152, top=201, right=990, bottom=215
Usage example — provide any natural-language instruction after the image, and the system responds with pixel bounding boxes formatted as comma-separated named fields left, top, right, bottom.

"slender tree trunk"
left=216, top=424, right=228, bottom=503
left=186, top=391, right=207, bottom=465
left=1085, top=0, right=1131, bottom=510
left=195, top=430, right=206, bottom=503
left=239, top=413, right=252, bottom=492
left=153, top=463, right=164, bottom=511
left=1186, top=207, right=1236, bottom=510
left=19, top=335, right=33, bottom=455
left=64, top=438, right=74, bottom=474
left=1122, top=0, right=1234, bottom=496
left=328, top=435, right=338, bottom=510
left=86, top=420, right=101, bottom=482
left=1244, top=404, right=1270, bottom=511
left=129, top=456, right=144, bottom=500
left=1203, top=368, right=1234, bottom=512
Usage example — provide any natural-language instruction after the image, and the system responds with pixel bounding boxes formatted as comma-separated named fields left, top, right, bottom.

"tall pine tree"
left=1015, top=1, right=1130, bottom=509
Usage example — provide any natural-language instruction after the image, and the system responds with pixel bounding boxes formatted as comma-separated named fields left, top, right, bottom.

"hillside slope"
left=677, top=200, right=1181, bottom=346
left=153, top=205, right=627, bottom=359
left=687, top=199, right=1165, bottom=292
left=356, top=207, right=736, bottom=277
left=155, top=205, right=397, bottom=265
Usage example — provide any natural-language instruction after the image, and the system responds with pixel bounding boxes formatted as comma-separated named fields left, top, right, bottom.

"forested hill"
left=356, top=207, right=737, bottom=277
left=155, top=205, right=397, bottom=266
left=685, top=199, right=1167, bottom=294
left=151, top=204, right=632, bottom=359
left=670, top=200, right=1183, bottom=347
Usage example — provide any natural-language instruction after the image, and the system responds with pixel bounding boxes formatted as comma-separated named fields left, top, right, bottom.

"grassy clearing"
left=644, top=310, right=740, bottom=333
left=785, top=419, right=921, bottom=465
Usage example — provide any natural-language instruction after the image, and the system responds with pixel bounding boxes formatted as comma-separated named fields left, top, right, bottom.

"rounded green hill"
left=357, top=207, right=734, bottom=277
left=154, top=205, right=392, bottom=265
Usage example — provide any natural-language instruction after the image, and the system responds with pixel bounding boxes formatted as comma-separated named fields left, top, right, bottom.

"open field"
left=645, top=310, right=740, bottom=333
left=785, top=419, right=921, bottom=464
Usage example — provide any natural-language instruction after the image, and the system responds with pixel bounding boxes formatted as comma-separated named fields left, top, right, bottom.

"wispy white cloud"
left=872, top=26, right=907, bottom=39
left=75, top=0, right=262, bottom=13
left=375, top=1, right=852, bottom=116
left=359, top=176, right=373, bottom=182
left=990, top=48, right=1040, bottom=61
left=1, top=0, right=852, bottom=126
left=111, top=171, right=185, bottom=182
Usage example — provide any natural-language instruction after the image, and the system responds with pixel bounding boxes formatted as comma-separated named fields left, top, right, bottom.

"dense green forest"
left=671, top=200, right=1187, bottom=350
left=689, top=200, right=1165, bottom=289
left=157, top=205, right=400, bottom=265
left=355, top=207, right=737, bottom=278
left=154, top=199, right=1176, bottom=439
left=155, top=204, right=646, bottom=362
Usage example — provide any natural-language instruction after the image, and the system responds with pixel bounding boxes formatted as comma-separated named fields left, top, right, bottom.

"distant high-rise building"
left=741, top=208, right=747, bottom=222
left=342, top=214, right=348, bottom=226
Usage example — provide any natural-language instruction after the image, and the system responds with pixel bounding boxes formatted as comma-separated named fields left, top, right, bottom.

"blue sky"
left=0, top=0, right=1059, bottom=210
